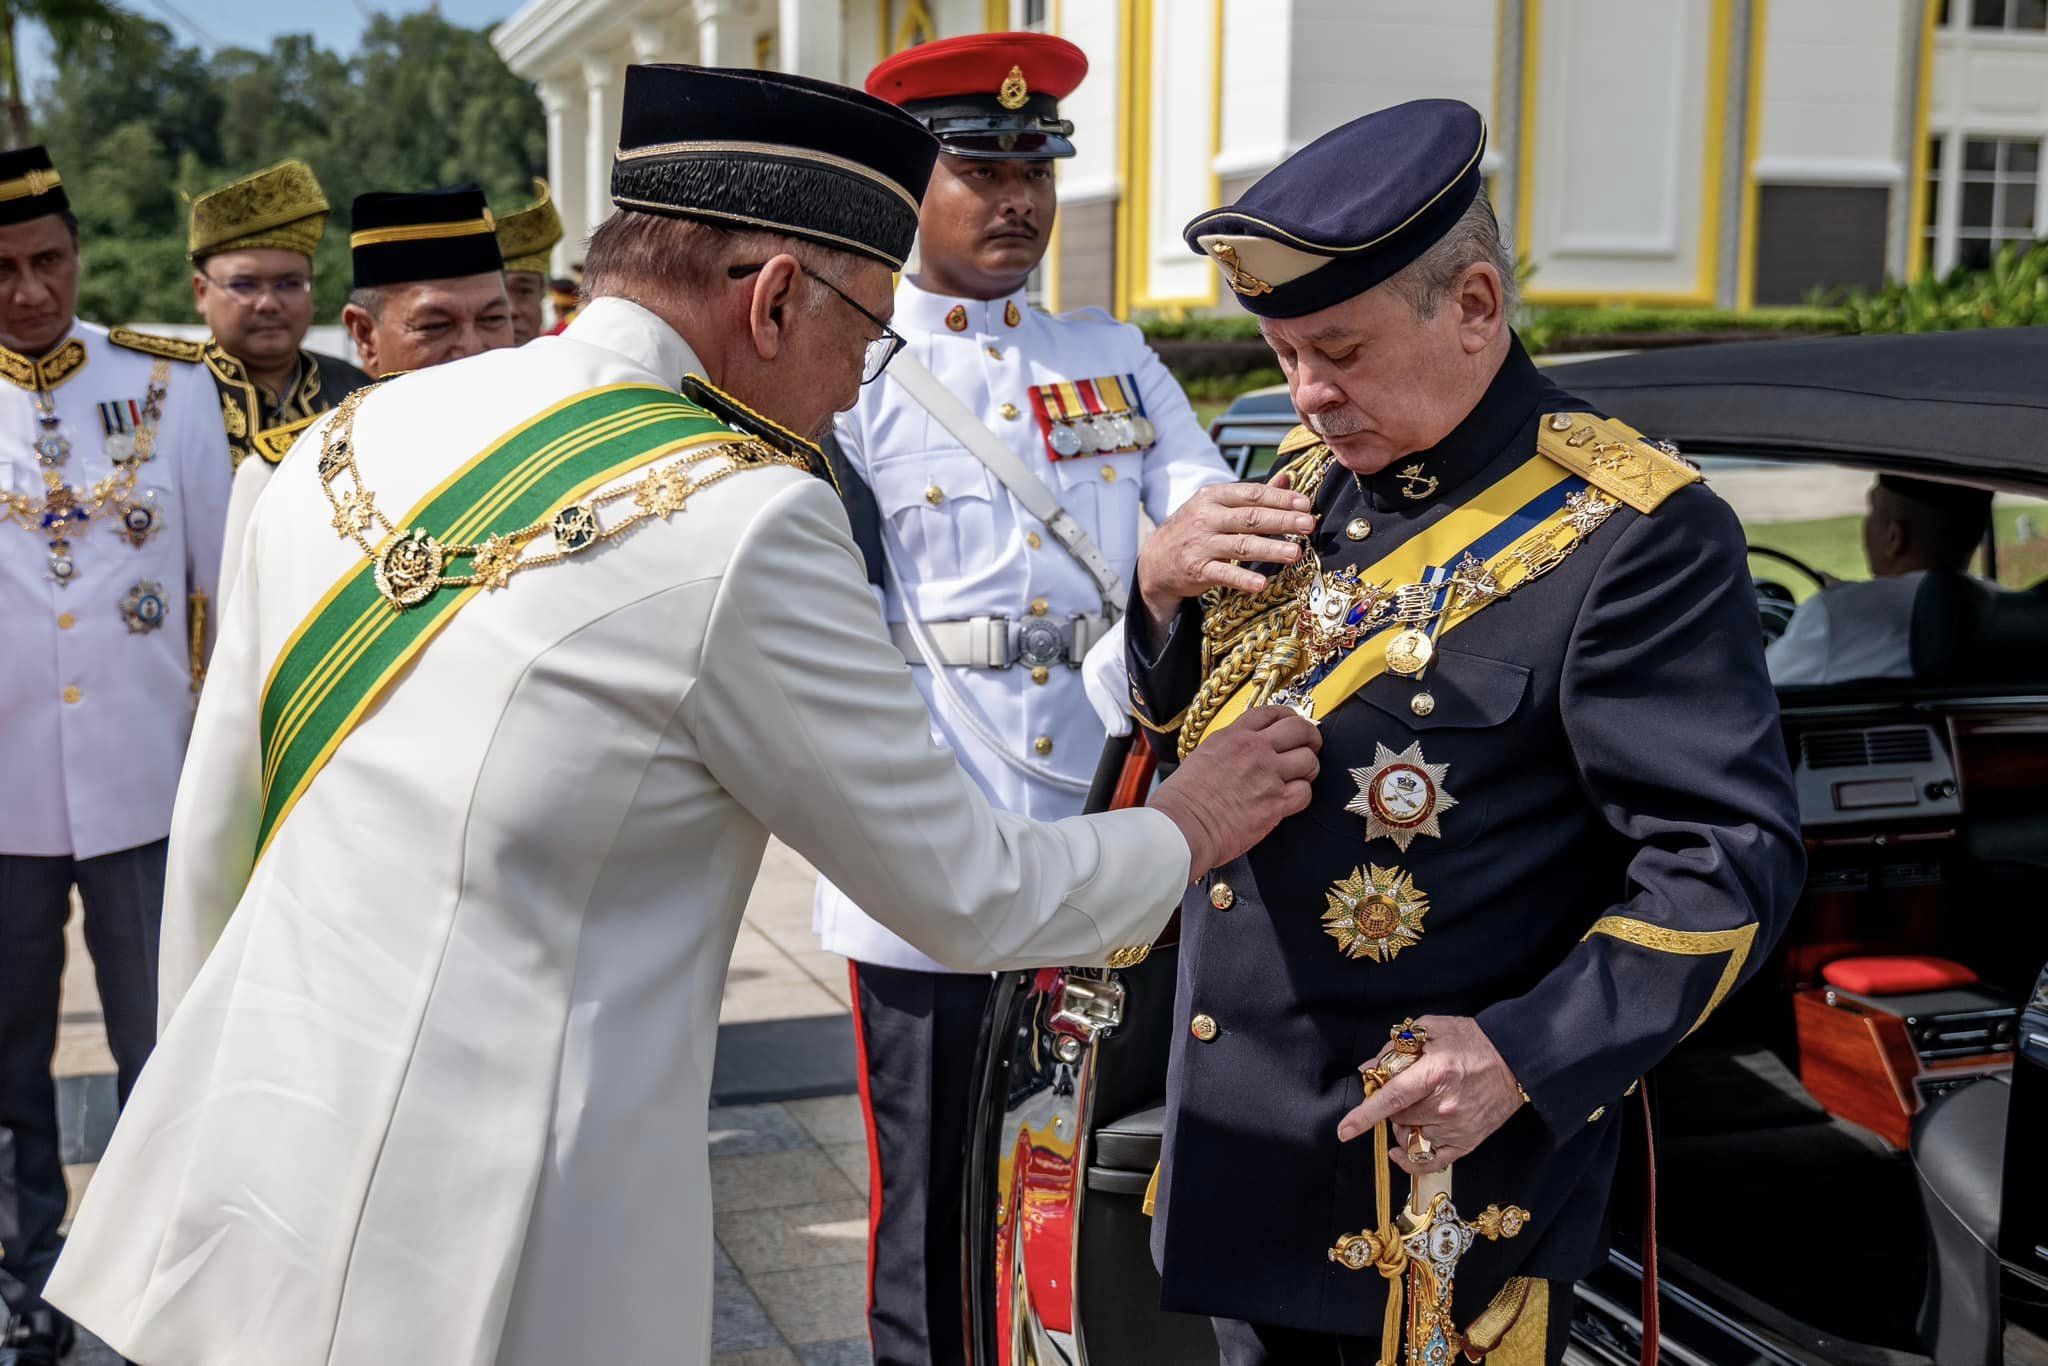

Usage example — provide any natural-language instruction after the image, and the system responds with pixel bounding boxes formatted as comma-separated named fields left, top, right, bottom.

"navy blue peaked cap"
left=613, top=64, right=939, bottom=269
left=1184, top=99, right=1487, bottom=318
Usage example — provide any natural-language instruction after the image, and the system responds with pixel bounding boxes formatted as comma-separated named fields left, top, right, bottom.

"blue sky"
left=25, top=0, right=527, bottom=91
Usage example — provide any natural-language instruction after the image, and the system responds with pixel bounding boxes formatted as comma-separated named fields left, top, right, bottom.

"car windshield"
left=1718, top=456, right=2048, bottom=596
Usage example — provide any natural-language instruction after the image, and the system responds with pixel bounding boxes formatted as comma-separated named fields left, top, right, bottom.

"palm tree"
left=0, top=0, right=131, bottom=149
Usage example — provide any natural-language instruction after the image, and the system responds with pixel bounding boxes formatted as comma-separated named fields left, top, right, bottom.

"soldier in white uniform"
left=43, top=66, right=1317, bottom=1366
left=815, top=33, right=1233, bottom=1364
left=0, top=144, right=231, bottom=1363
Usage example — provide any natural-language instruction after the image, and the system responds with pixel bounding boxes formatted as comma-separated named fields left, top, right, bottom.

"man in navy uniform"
left=1127, top=101, right=1805, bottom=1364
left=817, top=32, right=1232, bottom=1365
left=0, top=145, right=231, bottom=1365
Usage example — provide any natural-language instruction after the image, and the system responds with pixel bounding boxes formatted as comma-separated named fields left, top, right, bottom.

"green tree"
left=0, top=0, right=131, bottom=148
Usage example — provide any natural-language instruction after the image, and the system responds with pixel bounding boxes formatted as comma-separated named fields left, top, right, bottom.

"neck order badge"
left=254, top=384, right=761, bottom=860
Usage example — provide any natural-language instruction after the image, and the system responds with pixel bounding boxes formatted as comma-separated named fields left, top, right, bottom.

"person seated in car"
left=1767, top=474, right=1994, bottom=685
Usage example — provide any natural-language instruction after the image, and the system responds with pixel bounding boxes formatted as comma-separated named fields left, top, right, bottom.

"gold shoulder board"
left=251, top=413, right=320, bottom=465
left=1276, top=423, right=1322, bottom=458
left=1535, top=412, right=1700, bottom=515
left=107, top=327, right=208, bottom=363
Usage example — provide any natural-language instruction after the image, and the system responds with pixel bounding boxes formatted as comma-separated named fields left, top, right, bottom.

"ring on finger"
left=1406, top=1127, right=1434, bottom=1166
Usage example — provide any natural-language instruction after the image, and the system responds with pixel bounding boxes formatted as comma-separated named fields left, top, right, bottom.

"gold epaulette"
left=1535, top=412, right=1699, bottom=514
left=250, top=412, right=319, bottom=465
left=107, top=327, right=207, bottom=363
left=1276, top=422, right=1322, bottom=458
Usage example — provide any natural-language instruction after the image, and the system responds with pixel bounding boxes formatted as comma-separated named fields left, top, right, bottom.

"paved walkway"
left=48, top=839, right=876, bottom=1365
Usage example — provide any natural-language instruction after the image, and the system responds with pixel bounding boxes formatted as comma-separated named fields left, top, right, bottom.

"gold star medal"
left=1322, top=864, right=1430, bottom=962
left=1345, top=741, right=1456, bottom=852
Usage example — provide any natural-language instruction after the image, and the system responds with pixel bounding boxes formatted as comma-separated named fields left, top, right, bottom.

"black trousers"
left=1213, top=1279, right=1573, bottom=1366
left=849, top=961, right=996, bottom=1366
left=0, top=840, right=166, bottom=1322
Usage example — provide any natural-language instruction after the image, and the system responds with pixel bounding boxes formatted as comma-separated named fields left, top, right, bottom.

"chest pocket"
left=1302, top=647, right=1531, bottom=851
left=869, top=454, right=999, bottom=582
left=1050, top=452, right=1142, bottom=568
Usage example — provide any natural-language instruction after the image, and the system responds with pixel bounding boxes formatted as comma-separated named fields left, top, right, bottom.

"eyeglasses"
left=203, top=272, right=313, bottom=303
left=728, top=262, right=906, bottom=384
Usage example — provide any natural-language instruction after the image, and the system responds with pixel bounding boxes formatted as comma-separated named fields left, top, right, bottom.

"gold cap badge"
left=998, top=64, right=1030, bottom=110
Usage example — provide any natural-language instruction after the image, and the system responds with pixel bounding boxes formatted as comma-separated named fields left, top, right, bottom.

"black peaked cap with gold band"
left=1184, top=99, right=1486, bottom=319
left=495, top=178, right=563, bottom=274
left=350, top=184, right=504, bottom=289
left=190, top=159, right=329, bottom=262
left=0, top=145, right=69, bottom=227
left=610, top=64, right=938, bottom=270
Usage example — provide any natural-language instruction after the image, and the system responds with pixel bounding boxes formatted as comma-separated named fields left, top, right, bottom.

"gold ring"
left=1407, top=1127, right=1434, bottom=1165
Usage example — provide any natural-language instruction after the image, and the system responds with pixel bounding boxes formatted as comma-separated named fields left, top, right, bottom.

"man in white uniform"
left=814, top=33, right=1233, bottom=1363
left=0, top=145, right=231, bottom=1364
left=43, top=65, right=1317, bottom=1366
left=1767, top=473, right=1993, bottom=685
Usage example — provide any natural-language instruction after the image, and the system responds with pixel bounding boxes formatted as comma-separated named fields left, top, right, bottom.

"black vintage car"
left=964, top=330, right=2048, bottom=1366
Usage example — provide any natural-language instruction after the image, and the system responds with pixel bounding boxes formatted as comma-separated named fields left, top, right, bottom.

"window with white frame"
left=1963, top=0, right=2048, bottom=30
left=1926, top=134, right=2042, bottom=273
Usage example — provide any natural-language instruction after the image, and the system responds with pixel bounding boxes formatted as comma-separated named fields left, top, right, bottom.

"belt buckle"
left=1015, top=615, right=1069, bottom=669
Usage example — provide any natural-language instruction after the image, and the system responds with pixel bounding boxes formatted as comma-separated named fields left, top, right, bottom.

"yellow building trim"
left=1735, top=0, right=1769, bottom=309
left=1518, top=0, right=1734, bottom=310
left=985, top=0, right=1008, bottom=30
left=1907, top=0, right=1940, bottom=281
left=1122, top=0, right=1224, bottom=314
left=1112, top=0, right=1136, bottom=318
left=894, top=0, right=935, bottom=52
left=1043, top=0, right=1065, bottom=310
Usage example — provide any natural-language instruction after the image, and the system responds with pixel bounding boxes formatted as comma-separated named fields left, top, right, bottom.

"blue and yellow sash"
left=254, top=384, right=735, bottom=859
left=1193, top=413, right=1697, bottom=745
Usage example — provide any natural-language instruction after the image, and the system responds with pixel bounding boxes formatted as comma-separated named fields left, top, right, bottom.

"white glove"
left=1082, top=617, right=1134, bottom=739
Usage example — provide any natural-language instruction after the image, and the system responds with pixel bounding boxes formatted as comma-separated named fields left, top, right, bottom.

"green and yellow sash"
left=1193, top=413, right=1698, bottom=745
left=255, top=383, right=733, bottom=859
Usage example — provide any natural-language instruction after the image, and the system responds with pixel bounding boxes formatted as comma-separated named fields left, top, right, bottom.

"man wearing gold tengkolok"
left=1123, top=100, right=1805, bottom=1364
left=187, top=159, right=371, bottom=474
left=495, top=177, right=565, bottom=345
left=43, top=63, right=1321, bottom=1366
left=0, top=143, right=232, bottom=1364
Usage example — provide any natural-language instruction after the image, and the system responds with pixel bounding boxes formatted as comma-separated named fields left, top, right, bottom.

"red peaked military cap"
left=867, top=32, right=1087, bottom=160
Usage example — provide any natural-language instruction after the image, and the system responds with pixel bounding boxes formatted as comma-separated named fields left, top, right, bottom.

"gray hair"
left=347, top=285, right=389, bottom=320
left=582, top=210, right=847, bottom=316
left=1383, top=192, right=1517, bottom=321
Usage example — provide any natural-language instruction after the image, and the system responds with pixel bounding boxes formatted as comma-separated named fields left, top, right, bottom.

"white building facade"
left=494, top=0, right=2046, bottom=314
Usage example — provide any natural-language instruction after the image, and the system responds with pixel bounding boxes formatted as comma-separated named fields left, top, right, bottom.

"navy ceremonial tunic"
left=1127, top=338, right=1806, bottom=1334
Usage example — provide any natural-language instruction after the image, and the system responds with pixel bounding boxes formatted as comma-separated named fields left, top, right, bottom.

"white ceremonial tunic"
left=45, top=297, right=1191, bottom=1366
left=0, top=322, right=230, bottom=858
left=813, top=279, right=1231, bottom=970
left=214, top=446, right=269, bottom=607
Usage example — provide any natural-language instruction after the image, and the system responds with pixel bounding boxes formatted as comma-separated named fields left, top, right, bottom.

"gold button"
left=1588, top=1106, right=1607, bottom=1123
left=985, top=345, right=1003, bottom=361
left=1026, top=531, right=1042, bottom=549
left=1209, top=882, right=1235, bottom=911
left=1190, top=1014, right=1218, bottom=1042
left=1409, top=691, right=1436, bottom=718
left=1031, top=666, right=1050, bottom=685
left=1033, top=735, right=1053, bottom=756
left=1548, top=413, right=1573, bottom=431
left=1345, top=518, right=1371, bottom=541
left=62, top=685, right=81, bottom=704
left=1029, top=597, right=1049, bottom=617
left=999, top=402, right=1020, bottom=419
left=925, top=484, right=944, bottom=505
left=56, top=611, right=75, bottom=630
left=1100, top=465, right=1118, bottom=483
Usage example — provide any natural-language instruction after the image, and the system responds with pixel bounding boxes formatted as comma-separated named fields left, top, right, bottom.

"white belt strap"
left=885, top=351, right=1129, bottom=619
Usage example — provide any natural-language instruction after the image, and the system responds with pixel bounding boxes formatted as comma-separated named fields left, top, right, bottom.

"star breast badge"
left=1323, top=864, right=1431, bottom=963
left=1345, top=741, right=1456, bottom=852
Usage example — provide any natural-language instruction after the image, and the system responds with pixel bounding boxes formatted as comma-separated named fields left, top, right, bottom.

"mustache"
left=1308, top=408, right=1368, bottom=438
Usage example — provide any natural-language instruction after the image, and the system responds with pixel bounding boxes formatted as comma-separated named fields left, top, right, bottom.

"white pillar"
left=778, top=0, right=842, bottom=79
left=695, top=1, right=754, bottom=68
left=629, top=18, right=673, bottom=66
left=539, top=74, right=587, bottom=274
left=582, top=52, right=624, bottom=238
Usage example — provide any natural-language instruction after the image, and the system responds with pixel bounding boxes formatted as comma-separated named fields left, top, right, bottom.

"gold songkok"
left=495, top=178, right=563, bottom=274
left=189, top=160, right=330, bottom=262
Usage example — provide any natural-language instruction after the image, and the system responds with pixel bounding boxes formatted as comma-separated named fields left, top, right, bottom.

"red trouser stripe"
left=848, top=961, right=887, bottom=1334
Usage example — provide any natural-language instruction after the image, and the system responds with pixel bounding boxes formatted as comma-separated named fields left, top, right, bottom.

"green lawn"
left=1746, top=504, right=2048, bottom=600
